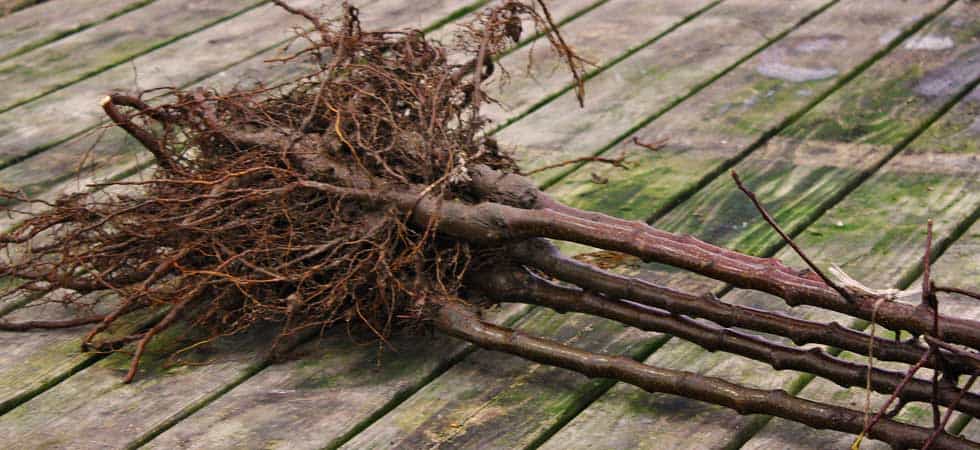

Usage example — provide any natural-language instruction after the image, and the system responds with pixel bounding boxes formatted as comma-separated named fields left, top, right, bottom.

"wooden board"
left=548, top=0, right=963, bottom=222
left=0, top=320, right=276, bottom=449
left=142, top=318, right=485, bottom=450
left=0, top=0, right=150, bottom=62
left=0, top=0, right=268, bottom=112
left=0, top=0, right=40, bottom=16
left=495, top=0, right=839, bottom=182
left=479, top=0, right=722, bottom=127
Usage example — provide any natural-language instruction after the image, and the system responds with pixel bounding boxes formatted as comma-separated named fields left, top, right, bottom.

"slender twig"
left=521, top=155, right=628, bottom=176
left=534, top=0, right=584, bottom=106
left=934, top=286, right=980, bottom=301
left=923, top=220, right=942, bottom=431
left=924, top=335, right=980, bottom=371
left=631, top=136, right=669, bottom=151
left=123, top=291, right=197, bottom=383
left=101, top=94, right=178, bottom=173
left=923, top=220, right=935, bottom=310
left=857, top=347, right=933, bottom=441
left=271, top=0, right=323, bottom=29
left=923, top=374, right=978, bottom=450
left=731, top=170, right=854, bottom=303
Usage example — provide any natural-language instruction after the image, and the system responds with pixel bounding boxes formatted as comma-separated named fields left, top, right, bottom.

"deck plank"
left=548, top=0, right=965, bottom=222
left=142, top=312, right=506, bottom=450
left=495, top=0, right=838, bottom=181
left=0, top=0, right=40, bottom=16
left=0, top=0, right=151, bottom=62
left=0, top=320, right=277, bottom=450
left=0, top=0, right=267, bottom=112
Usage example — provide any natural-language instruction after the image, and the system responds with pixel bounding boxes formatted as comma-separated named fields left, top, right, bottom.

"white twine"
left=829, top=265, right=921, bottom=302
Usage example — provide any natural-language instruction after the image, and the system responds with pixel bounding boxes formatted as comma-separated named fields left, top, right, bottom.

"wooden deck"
left=1, top=0, right=978, bottom=448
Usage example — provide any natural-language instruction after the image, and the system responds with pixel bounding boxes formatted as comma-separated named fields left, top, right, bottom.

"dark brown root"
left=0, top=0, right=586, bottom=378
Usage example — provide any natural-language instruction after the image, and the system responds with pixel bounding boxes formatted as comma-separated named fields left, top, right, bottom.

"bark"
left=433, top=301, right=979, bottom=450
left=471, top=264, right=980, bottom=418
left=507, top=238, right=980, bottom=376
left=306, top=180, right=980, bottom=354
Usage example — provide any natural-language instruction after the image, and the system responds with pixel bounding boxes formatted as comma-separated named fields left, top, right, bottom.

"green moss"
left=782, top=71, right=921, bottom=145
left=554, top=149, right=729, bottom=222
left=718, top=78, right=823, bottom=137
left=900, top=404, right=931, bottom=423
left=99, top=319, right=213, bottom=377
left=655, top=161, right=803, bottom=249
left=906, top=99, right=980, bottom=154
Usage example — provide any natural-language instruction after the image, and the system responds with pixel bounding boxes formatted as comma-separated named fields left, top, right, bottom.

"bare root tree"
left=1, top=2, right=979, bottom=448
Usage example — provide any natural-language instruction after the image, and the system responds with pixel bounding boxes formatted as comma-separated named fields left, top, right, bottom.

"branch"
left=101, top=94, right=179, bottom=173
left=731, top=170, right=853, bottom=303
left=474, top=265, right=980, bottom=418
left=934, top=286, right=980, bottom=301
left=301, top=179, right=980, bottom=353
left=506, top=239, right=980, bottom=375
left=432, top=300, right=978, bottom=450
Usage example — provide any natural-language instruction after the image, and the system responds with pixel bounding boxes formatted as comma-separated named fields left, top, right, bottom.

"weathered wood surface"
left=342, top=1, right=977, bottom=448
left=1, top=0, right=978, bottom=448
left=548, top=0, right=962, bottom=220
left=0, top=0, right=383, bottom=168
left=498, top=0, right=837, bottom=182
left=0, top=0, right=150, bottom=62
left=535, top=3, right=980, bottom=448
left=0, top=0, right=267, bottom=112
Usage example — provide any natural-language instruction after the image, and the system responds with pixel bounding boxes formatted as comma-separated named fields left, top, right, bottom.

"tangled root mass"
left=0, top=1, right=584, bottom=379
